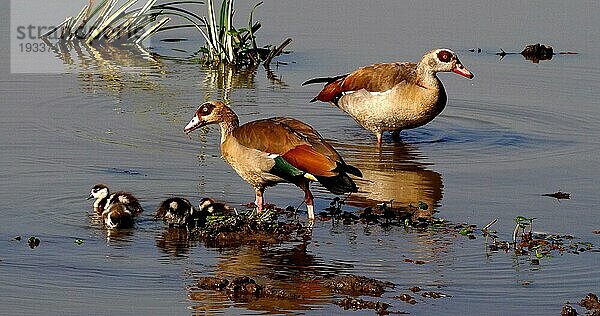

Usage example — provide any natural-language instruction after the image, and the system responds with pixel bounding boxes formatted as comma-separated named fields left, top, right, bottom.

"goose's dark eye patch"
left=437, top=50, right=453, bottom=63
left=198, top=103, right=215, bottom=116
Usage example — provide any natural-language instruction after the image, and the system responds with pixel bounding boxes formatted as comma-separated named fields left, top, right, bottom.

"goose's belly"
left=338, top=86, right=446, bottom=133
left=221, top=143, right=284, bottom=189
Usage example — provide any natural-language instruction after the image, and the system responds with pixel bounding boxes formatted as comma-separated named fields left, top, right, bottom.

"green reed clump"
left=197, top=0, right=292, bottom=67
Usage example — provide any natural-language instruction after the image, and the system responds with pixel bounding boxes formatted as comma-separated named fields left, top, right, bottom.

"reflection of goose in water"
left=189, top=242, right=348, bottom=314
left=331, top=141, right=443, bottom=220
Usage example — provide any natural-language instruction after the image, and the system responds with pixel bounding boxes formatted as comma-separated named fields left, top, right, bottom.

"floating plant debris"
left=562, top=292, right=600, bottom=315
left=195, top=273, right=400, bottom=314
left=580, top=293, right=600, bottom=312
left=322, top=275, right=395, bottom=297
left=28, top=236, right=40, bottom=249
left=403, top=258, right=426, bottom=265
left=394, top=293, right=417, bottom=305
left=196, top=276, right=300, bottom=300
left=521, top=43, right=554, bottom=62
left=409, top=286, right=422, bottom=293
left=12, top=236, right=21, bottom=241
left=188, top=207, right=310, bottom=248
left=542, top=191, right=571, bottom=200
left=561, top=303, right=578, bottom=316
left=494, top=43, right=578, bottom=63
left=334, top=296, right=396, bottom=314
left=74, top=239, right=85, bottom=245
left=421, top=291, right=449, bottom=299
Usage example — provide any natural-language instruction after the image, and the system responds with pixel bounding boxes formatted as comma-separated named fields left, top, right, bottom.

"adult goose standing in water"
left=184, top=101, right=362, bottom=221
left=303, top=48, right=474, bottom=144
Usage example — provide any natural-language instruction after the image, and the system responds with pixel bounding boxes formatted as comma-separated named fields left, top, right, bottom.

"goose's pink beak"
left=184, top=115, right=203, bottom=134
left=453, top=63, right=474, bottom=79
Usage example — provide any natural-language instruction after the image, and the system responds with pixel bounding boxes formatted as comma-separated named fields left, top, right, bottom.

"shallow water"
left=2, top=0, right=600, bottom=315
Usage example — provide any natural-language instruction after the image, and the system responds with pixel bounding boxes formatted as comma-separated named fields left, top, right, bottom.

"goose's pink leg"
left=304, top=188, right=315, bottom=221
left=255, top=188, right=264, bottom=213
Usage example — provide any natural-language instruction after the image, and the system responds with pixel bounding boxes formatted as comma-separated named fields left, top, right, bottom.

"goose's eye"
left=198, top=103, right=215, bottom=116
left=437, top=50, right=452, bottom=63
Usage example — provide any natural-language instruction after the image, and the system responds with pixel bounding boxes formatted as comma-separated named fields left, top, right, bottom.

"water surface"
left=1, top=1, right=600, bottom=315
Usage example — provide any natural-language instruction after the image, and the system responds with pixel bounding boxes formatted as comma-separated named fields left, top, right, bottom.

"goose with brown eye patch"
left=303, top=48, right=474, bottom=144
left=184, top=100, right=362, bottom=222
left=437, top=50, right=453, bottom=63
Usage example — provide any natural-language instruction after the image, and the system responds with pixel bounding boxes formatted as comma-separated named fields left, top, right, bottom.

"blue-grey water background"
left=1, top=0, right=600, bottom=315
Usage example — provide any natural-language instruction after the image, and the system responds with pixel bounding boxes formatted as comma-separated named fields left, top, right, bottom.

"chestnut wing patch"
left=281, top=144, right=337, bottom=177
left=315, top=62, right=417, bottom=103
left=233, top=118, right=340, bottom=177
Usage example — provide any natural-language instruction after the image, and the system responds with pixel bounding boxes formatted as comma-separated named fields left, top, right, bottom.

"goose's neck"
left=415, top=63, right=440, bottom=90
left=94, top=196, right=107, bottom=210
left=218, top=110, right=240, bottom=144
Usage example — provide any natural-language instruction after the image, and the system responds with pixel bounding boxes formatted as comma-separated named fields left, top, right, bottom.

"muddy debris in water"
left=409, top=286, right=422, bottom=293
left=196, top=276, right=300, bottom=300
left=542, top=191, right=571, bottom=200
left=322, top=274, right=395, bottom=297
left=28, top=236, right=40, bottom=249
left=421, top=291, right=450, bottom=299
left=319, top=198, right=440, bottom=228
left=334, top=296, right=404, bottom=315
left=394, top=293, right=417, bottom=305
left=495, top=43, right=577, bottom=63
left=562, top=303, right=578, bottom=316
left=403, top=258, right=426, bottom=265
left=580, top=293, right=600, bottom=314
left=521, top=43, right=554, bottom=62
left=189, top=208, right=310, bottom=248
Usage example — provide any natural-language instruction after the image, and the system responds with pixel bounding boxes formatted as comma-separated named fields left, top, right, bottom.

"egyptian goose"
left=183, top=101, right=362, bottom=220
left=303, top=48, right=474, bottom=144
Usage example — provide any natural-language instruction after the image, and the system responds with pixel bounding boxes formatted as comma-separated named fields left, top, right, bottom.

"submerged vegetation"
left=42, top=0, right=291, bottom=67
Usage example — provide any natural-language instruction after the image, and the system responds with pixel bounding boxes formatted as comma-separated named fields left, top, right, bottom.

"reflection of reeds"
left=42, top=37, right=164, bottom=94
left=43, top=0, right=291, bottom=67
left=42, top=0, right=205, bottom=45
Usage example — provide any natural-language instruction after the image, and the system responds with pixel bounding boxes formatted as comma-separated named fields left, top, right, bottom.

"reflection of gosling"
left=102, top=202, right=134, bottom=229
left=155, top=197, right=197, bottom=228
left=198, top=197, right=231, bottom=216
